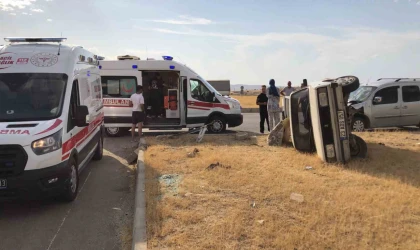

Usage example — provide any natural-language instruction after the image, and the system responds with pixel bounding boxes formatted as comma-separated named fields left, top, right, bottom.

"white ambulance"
left=0, top=38, right=104, bottom=202
left=99, top=56, right=243, bottom=136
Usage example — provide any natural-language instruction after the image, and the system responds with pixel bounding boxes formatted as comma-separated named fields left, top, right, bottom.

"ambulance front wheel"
left=208, top=116, right=227, bottom=133
left=62, top=157, right=79, bottom=202
left=105, top=127, right=128, bottom=137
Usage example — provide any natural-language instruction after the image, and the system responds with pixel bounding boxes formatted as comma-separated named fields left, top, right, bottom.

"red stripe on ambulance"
left=61, top=113, right=104, bottom=160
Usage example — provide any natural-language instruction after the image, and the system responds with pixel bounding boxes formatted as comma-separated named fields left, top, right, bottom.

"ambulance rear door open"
left=101, top=70, right=142, bottom=127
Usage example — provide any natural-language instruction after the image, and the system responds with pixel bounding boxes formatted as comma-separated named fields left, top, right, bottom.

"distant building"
left=207, top=80, right=230, bottom=96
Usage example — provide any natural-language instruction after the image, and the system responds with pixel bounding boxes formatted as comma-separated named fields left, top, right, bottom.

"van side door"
left=400, top=83, right=420, bottom=126
left=370, top=85, right=401, bottom=128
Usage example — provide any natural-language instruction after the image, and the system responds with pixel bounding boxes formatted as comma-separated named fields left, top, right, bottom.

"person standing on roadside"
left=129, top=85, right=145, bottom=142
left=267, top=79, right=281, bottom=129
left=280, top=81, right=296, bottom=96
left=256, top=85, right=270, bottom=134
left=301, top=79, right=308, bottom=89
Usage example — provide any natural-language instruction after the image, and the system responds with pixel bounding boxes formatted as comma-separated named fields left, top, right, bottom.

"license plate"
left=337, top=110, right=347, bottom=139
left=0, top=179, right=7, bottom=189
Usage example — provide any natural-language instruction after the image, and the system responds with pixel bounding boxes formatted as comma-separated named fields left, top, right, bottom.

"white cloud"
left=30, top=8, right=43, bottom=12
left=9, top=12, right=16, bottom=15
left=22, top=12, right=28, bottom=15
left=148, top=15, right=213, bottom=25
left=139, top=25, right=420, bottom=84
left=46, top=18, right=52, bottom=21
left=0, top=0, right=36, bottom=11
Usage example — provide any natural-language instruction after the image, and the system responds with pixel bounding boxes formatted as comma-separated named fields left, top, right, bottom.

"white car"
left=287, top=76, right=367, bottom=163
left=348, top=78, right=420, bottom=131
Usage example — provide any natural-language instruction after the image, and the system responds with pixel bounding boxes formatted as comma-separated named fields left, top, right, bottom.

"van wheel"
left=351, top=117, right=366, bottom=132
left=92, top=135, right=103, bottom=161
left=350, top=134, right=368, bottom=158
left=62, top=157, right=79, bottom=202
left=105, top=127, right=125, bottom=137
left=337, top=75, right=360, bottom=94
left=208, top=116, right=226, bottom=133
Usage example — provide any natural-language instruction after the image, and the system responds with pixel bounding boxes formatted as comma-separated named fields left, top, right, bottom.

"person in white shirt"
left=280, top=81, right=296, bottom=96
left=129, top=85, right=145, bottom=142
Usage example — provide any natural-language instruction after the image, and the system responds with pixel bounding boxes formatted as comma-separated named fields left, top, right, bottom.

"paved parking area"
left=0, top=137, right=136, bottom=250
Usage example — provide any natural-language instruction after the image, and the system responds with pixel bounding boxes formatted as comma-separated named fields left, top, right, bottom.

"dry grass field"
left=230, top=94, right=284, bottom=109
left=144, top=131, right=420, bottom=250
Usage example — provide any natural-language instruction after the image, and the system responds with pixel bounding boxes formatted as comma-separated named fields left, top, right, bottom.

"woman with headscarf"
left=267, top=79, right=281, bottom=129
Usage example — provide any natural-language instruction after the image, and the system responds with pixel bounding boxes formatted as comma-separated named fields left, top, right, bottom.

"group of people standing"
left=256, top=80, right=307, bottom=134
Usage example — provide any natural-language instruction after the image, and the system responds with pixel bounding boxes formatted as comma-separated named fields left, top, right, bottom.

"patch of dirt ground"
left=144, top=131, right=420, bottom=250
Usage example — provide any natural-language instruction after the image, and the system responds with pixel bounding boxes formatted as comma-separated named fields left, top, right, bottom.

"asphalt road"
left=229, top=113, right=263, bottom=134
left=0, top=137, right=136, bottom=250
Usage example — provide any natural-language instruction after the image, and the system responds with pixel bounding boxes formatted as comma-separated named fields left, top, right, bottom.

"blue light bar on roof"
left=170, top=65, right=175, bottom=70
left=162, top=56, right=173, bottom=61
left=132, top=65, right=138, bottom=69
left=4, top=37, right=67, bottom=43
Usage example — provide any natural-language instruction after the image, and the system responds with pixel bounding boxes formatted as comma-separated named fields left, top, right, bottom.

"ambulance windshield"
left=0, top=73, right=67, bottom=122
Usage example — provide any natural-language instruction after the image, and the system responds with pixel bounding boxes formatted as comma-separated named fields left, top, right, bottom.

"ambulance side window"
left=67, top=80, right=80, bottom=132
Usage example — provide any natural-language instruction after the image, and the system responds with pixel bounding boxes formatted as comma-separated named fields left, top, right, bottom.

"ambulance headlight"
left=32, top=129, right=62, bottom=155
left=226, top=100, right=240, bottom=110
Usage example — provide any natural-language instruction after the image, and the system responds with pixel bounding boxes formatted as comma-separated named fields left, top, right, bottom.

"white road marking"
left=46, top=170, right=91, bottom=250
left=78, top=171, right=91, bottom=194
left=46, top=208, right=71, bottom=250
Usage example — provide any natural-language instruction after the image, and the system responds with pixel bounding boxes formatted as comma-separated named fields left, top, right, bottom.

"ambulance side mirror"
left=75, top=105, right=89, bottom=127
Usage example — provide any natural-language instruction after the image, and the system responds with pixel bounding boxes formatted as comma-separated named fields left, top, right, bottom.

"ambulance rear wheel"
left=105, top=127, right=125, bottom=137
left=350, top=134, right=368, bottom=158
left=208, top=116, right=226, bottom=133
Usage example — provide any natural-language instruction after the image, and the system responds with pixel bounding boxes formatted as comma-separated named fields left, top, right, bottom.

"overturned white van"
left=99, top=56, right=243, bottom=136
left=0, top=38, right=104, bottom=202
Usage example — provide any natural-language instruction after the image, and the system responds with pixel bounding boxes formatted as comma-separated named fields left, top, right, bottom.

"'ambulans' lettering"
left=103, top=99, right=130, bottom=106
left=0, top=130, right=30, bottom=135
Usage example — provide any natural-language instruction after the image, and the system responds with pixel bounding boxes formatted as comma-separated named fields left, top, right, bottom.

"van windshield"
left=349, top=86, right=377, bottom=103
left=0, top=73, right=67, bottom=122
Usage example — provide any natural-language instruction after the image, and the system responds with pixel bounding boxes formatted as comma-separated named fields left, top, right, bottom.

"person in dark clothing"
left=256, top=85, right=270, bottom=133
left=148, top=73, right=165, bottom=118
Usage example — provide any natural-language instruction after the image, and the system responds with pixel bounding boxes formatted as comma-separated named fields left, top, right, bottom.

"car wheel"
left=105, top=127, right=126, bottom=137
left=207, top=116, right=226, bottom=133
left=62, top=157, right=79, bottom=202
left=350, top=134, right=368, bottom=158
left=336, top=75, right=360, bottom=94
left=92, top=134, right=103, bottom=161
left=351, top=117, right=366, bottom=132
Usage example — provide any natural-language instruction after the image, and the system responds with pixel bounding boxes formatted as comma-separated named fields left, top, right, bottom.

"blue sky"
left=1, top=0, right=420, bottom=86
